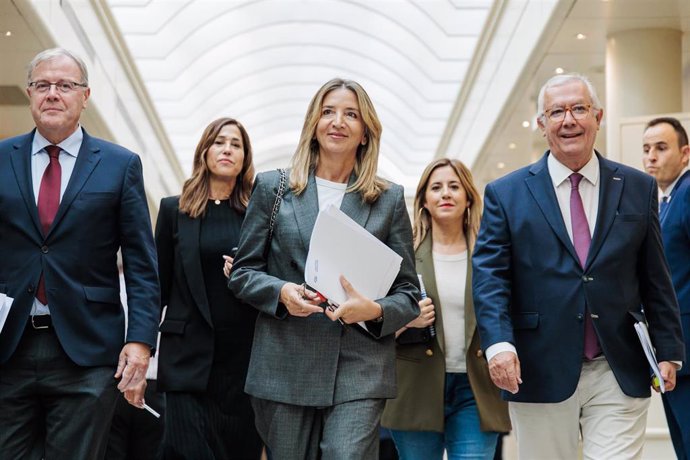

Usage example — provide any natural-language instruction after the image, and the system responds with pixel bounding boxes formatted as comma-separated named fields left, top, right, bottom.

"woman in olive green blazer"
left=382, top=159, right=510, bottom=459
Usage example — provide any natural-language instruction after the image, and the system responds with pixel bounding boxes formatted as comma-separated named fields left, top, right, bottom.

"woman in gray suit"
left=229, top=78, right=420, bottom=460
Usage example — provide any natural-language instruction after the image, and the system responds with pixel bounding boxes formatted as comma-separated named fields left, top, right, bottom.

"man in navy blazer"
left=0, top=48, right=159, bottom=459
left=473, top=74, right=685, bottom=459
left=643, top=116, right=690, bottom=460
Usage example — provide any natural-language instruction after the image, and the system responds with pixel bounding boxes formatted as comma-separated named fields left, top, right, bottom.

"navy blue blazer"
left=472, top=151, right=685, bottom=403
left=0, top=129, right=160, bottom=366
left=660, top=170, right=690, bottom=377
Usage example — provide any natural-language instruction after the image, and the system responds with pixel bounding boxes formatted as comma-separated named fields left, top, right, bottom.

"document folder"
left=630, top=311, right=666, bottom=393
left=305, top=205, right=402, bottom=306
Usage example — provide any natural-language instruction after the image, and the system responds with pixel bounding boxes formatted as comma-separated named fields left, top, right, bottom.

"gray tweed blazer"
left=229, top=169, right=420, bottom=406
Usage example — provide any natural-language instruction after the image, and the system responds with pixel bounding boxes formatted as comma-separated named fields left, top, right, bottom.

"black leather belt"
left=30, top=315, right=52, bottom=330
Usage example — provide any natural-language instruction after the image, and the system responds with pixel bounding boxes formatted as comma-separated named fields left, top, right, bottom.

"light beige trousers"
left=509, top=358, right=650, bottom=460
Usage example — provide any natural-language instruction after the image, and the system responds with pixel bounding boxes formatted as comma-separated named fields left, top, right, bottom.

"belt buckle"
left=31, top=316, right=49, bottom=330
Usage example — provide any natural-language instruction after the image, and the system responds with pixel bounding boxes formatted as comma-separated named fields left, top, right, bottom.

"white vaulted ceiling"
left=107, top=0, right=493, bottom=189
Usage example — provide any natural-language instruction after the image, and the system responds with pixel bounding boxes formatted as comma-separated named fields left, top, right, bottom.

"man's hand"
left=488, top=351, right=522, bottom=394
left=115, top=342, right=150, bottom=393
left=653, top=361, right=678, bottom=393
left=123, top=378, right=147, bottom=408
left=325, top=276, right=382, bottom=324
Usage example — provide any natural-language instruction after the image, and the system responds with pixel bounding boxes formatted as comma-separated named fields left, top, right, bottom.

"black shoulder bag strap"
left=264, top=168, right=287, bottom=258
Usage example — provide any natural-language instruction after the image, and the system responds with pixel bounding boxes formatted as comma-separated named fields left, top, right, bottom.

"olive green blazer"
left=382, top=234, right=511, bottom=433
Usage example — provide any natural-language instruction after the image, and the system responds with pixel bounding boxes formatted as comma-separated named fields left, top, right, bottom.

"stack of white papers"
left=0, top=293, right=13, bottom=334
left=305, top=205, right=402, bottom=306
left=633, top=320, right=666, bottom=393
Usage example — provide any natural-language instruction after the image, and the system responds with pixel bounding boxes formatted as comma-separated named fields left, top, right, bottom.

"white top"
left=316, top=176, right=347, bottom=211
left=434, top=250, right=468, bottom=373
left=486, top=152, right=601, bottom=363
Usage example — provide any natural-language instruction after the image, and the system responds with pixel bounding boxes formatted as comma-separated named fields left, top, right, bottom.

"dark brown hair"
left=179, top=117, right=255, bottom=218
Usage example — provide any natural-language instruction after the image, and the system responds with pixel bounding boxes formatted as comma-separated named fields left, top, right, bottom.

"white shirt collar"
left=659, top=167, right=689, bottom=197
left=548, top=151, right=599, bottom=188
left=31, top=125, right=83, bottom=158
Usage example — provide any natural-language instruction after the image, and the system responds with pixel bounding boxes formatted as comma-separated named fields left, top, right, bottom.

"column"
left=606, top=28, right=682, bottom=164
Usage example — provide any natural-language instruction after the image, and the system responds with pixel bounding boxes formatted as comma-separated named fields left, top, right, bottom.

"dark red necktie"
left=36, top=145, right=61, bottom=305
left=569, top=173, right=601, bottom=360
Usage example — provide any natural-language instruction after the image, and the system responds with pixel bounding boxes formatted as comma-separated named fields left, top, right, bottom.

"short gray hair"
left=537, top=73, right=601, bottom=121
left=27, top=48, right=89, bottom=86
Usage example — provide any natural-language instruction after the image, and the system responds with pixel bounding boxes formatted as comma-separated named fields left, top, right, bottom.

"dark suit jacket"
left=472, top=151, right=685, bottom=403
left=229, top=170, right=420, bottom=406
left=0, top=129, right=159, bottom=366
left=660, top=170, right=690, bottom=377
left=382, top=234, right=510, bottom=433
left=155, top=196, right=256, bottom=392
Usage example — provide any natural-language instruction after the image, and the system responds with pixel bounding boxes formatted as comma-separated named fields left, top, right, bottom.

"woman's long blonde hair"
left=289, top=78, right=387, bottom=203
left=179, top=117, right=255, bottom=218
left=413, top=158, right=482, bottom=250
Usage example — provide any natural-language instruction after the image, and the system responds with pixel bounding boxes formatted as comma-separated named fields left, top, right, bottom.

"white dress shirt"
left=486, top=152, right=600, bottom=363
left=30, top=126, right=83, bottom=315
left=658, top=166, right=689, bottom=209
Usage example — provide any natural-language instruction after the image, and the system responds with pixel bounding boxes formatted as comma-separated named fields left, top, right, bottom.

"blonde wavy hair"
left=413, top=158, right=482, bottom=251
left=179, top=117, right=255, bottom=218
left=289, top=78, right=387, bottom=203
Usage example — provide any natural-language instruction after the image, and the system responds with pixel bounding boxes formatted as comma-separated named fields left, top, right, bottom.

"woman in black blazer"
left=155, top=117, right=261, bottom=459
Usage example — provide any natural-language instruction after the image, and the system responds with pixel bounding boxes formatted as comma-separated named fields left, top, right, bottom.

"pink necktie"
left=569, top=173, right=601, bottom=360
left=36, top=145, right=61, bottom=305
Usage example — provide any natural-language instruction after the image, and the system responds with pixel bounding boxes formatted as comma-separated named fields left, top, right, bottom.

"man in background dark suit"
left=473, top=73, right=684, bottom=459
left=643, top=116, right=690, bottom=460
left=0, top=48, right=159, bottom=459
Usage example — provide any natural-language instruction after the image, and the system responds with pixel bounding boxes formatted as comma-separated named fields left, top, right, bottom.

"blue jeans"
left=390, top=373, right=499, bottom=460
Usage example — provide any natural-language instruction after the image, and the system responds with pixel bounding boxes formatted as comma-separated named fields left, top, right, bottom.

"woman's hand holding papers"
left=324, top=276, right=383, bottom=324
left=280, top=282, right=324, bottom=317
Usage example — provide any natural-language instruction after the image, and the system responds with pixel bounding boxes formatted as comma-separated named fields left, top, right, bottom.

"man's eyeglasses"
left=28, top=80, right=88, bottom=94
left=543, top=104, right=592, bottom=122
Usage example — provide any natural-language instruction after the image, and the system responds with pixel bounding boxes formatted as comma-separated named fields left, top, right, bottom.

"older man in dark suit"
left=0, top=48, right=159, bottom=459
left=643, top=116, right=690, bottom=460
left=472, top=74, right=685, bottom=459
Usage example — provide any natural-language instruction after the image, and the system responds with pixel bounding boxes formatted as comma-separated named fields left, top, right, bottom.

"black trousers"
left=163, top=365, right=262, bottom=460
left=0, top=324, right=119, bottom=460
left=106, top=379, right=166, bottom=460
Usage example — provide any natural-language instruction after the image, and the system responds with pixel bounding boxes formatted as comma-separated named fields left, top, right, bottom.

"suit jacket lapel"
left=416, top=235, right=444, bottom=354
left=588, top=154, right=624, bottom=268
left=177, top=211, right=214, bottom=327
left=48, top=130, right=102, bottom=238
left=292, top=173, right=319, bottom=251
left=291, top=171, right=368, bottom=250
left=661, top=170, right=690, bottom=224
left=525, top=152, right=579, bottom=264
left=339, top=172, right=370, bottom=228
left=9, top=130, right=42, bottom=236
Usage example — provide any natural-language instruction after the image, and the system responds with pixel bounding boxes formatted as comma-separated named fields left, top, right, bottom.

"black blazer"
left=155, top=196, right=254, bottom=392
